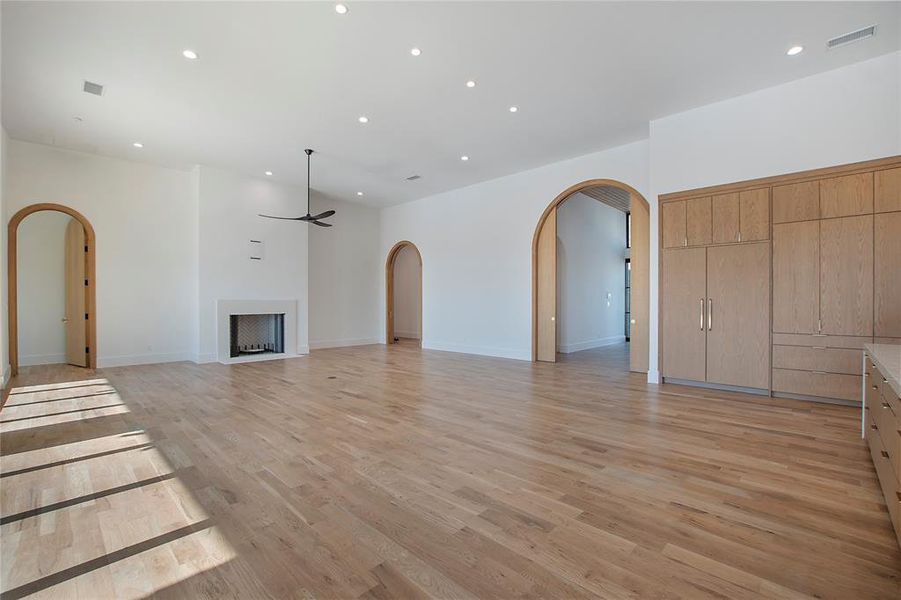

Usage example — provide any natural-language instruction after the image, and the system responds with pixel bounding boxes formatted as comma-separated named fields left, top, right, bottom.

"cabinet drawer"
left=873, top=400, right=901, bottom=483
left=772, top=345, right=860, bottom=375
left=772, top=369, right=861, bottom=402
left=771, top=333, right=872, bottom=350
left=867, top=417, right=901, bottom=544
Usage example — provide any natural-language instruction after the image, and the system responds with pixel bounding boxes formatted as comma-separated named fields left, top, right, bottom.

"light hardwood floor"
left=1, top=342, right=899, bottom=599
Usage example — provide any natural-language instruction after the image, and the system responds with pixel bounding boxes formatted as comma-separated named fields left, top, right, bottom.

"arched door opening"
left=8, top=203, right=97, bottom=376
left=532, top=180, right=649, bottom=373
left=385, top=241, right=422, bottom=347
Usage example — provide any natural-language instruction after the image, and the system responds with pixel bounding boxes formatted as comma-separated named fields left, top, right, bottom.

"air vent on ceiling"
left=83, top=80, right=104, bottom=96
left=827, top=25, right=877, bottom=49
left=405, top=175, right=421, bottom=181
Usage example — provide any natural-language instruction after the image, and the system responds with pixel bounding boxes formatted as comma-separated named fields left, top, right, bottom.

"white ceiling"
left=2, top=2, right=899, bottom=207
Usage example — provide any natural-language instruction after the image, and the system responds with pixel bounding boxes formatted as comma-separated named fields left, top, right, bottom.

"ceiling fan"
left=259, top=148, right=335, bottom=227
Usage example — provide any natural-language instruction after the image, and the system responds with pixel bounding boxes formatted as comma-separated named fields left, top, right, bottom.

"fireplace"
left=216, top=299, right=300, bottom=364
left=229, top=313, right=285, bottom=358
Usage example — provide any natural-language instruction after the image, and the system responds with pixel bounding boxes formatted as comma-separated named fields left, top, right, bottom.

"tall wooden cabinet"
left=661, top=197, right=770, bottom=388
left=660, top=155, right=901, bottom=403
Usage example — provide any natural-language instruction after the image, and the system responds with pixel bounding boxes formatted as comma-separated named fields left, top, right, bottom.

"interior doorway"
left=385, top=241, right=422, bottom=346
left=8, top=203, right=97, bottom=376
left=532, top=180, right=649, bottom=373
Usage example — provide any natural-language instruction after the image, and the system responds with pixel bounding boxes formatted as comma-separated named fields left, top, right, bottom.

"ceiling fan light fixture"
left=258, top=148, right=336, bottom=227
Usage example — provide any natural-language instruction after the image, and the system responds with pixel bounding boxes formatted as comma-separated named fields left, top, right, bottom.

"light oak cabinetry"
left=711, top=189, right=769, bottom=244
left=863, top=345, right=901, bottom=548
left=773, top=220, right=819, bottom=334
left=705, top=243, right=770, bottom=388
left=661, top=242, right=770, bottom=389
left=661, top=201, right=687, bottom=248
left=661, top=248, right=707, bottom=381
left=660, top=155, right=901, bottom=404
left=875, top=212, right=901, bottom=337
left=819, top=215, right=873, bottom=336
left=685, top=196, right=712, bottom=246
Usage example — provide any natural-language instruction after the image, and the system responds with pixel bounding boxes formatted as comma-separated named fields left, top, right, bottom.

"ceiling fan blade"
left=259, top=214, right=304, bottom=220
left=298, top=214, right=316, bottom=221
left=310, top=210, right=335, bottom=220
left=311, top=219, right=332, bottom=227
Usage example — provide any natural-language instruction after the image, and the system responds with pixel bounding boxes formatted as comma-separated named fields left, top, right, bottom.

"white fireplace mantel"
left=216, top=299, right=302, bottom=364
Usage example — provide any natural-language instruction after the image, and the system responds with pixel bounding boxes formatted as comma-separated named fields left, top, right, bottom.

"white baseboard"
left=647, top=369, right=660, bottom=384
left=422, top=341, right=530, bottom=361
left=195, top=353, right=217, bottom=364
left=558, top=336, right=625, bottom=354
left=310, top=338, right=380, bottom=350
left=1, top=364, right=9, bottom=388
left=98, top=351, right=195, bottom=368
left=19, top=353, right=67, bottom=367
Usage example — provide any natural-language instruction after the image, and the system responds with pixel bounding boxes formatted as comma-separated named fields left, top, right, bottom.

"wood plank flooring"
left=1, top=342, right=899, bottom=599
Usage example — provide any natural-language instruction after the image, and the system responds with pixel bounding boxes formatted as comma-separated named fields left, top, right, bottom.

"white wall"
left=392, top=244, right=421, bottom=340
left=5, top=139, right=199, bottom=367
left=646, top=50, right=901, bottom=381
left=380, top=139, right=649, bottom=360
left=197, top=167, right=309, bottom=361
left=16, top=211, right=69, bottom=365
left=308, top=194, right=381, bottom=349
left=556, top=193, right=625, bottom=353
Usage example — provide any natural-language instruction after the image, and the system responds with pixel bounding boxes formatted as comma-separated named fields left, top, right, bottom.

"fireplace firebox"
left=229, top=313, right=285, bottom=358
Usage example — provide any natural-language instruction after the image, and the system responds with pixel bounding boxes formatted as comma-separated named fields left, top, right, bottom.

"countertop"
left=865, top=343, right=901, bottom=399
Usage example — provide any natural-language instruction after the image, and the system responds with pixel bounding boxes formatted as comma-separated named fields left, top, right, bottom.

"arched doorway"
left=8, top=203, right=97, bottom=376
left=532, top=180, right=649, bottom=372
left=385, top=241, right=422, bottom=346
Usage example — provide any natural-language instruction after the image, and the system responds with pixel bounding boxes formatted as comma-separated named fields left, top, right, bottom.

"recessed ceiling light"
left=509, top=106, right=518, bottom=113
left=182, top=49, right=199, bottom=60
left=410, top=47, right=422, bottom=57
left=356, top=191, right=364, bottom=196
left=132, top=142, right=144, bottom=148
left=265, top=171, right=273, bottom=176
left=466, top=80, right=476, bottom=88
left=358, top=116, right=369, bottom=123
left=335, top=4, right=348, bottom=14
left=460, top=155, right=469, bottom=161
left=786, top=45, right=804, bottom=56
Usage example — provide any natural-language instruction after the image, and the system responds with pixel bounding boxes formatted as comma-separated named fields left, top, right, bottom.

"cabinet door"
left=773, top=181, right=818, bottom=223
left=662, top=248, right=707, bottom=381
left=875, top=212, right=901, bottom=337
left=712, top=193, right=739, bottom=244
left=820, top=214, right=873, bottom=336
left=773, top=221, right=819, bottom=334
left=739, top=188, right=770, bottom=241
left=875, top=167, right=901, bottom=213
left=820, top=173, right=874, bottom=218
left=661, top=201, right=687, bottom=249
left=706, top=242, right=771, bottom=389
left=686, top=196, right=712, bottom=246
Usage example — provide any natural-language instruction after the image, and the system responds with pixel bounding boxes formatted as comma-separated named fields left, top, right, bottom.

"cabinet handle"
left=707, top=298, right=713, bottom=331
left=873, top=385, right=879, bottom=390
left=699, top=298, right=705, bottom=331
left=882, top=402, right=891, bottom=410
left=881, top=450, right=890, bottom=459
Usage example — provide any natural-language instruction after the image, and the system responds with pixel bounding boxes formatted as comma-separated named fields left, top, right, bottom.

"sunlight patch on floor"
left=1, top=379, right=235, bottom=599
